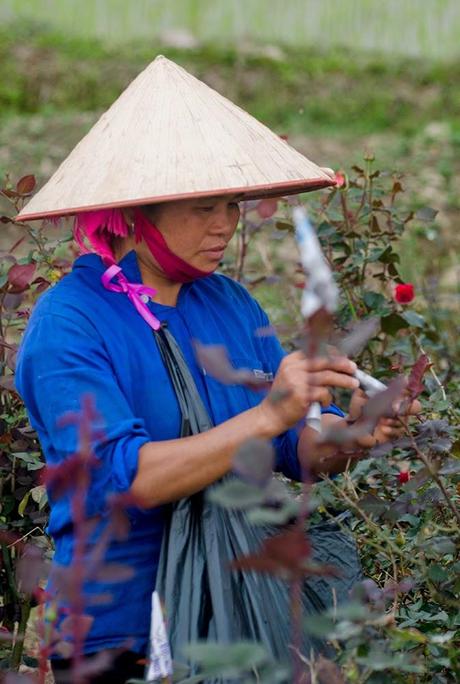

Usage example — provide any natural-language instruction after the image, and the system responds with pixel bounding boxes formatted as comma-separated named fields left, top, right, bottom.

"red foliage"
left=406, top=353, right=430, bottom=400
left=16, top=174, right=36, bottom=195
left=231, top=527, right=311, bottom=578
left=231, top=526, right=341, bottom=581
left=7, top=262, right=36, bottom=292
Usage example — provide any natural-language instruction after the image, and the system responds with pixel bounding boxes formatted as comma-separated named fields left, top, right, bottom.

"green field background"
left=1, top=0, right=460, bottom=59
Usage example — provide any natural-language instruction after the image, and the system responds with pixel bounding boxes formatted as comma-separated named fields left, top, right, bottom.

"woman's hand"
left=259, top=351, right=359, bottom=434
left=348, top=388, right=422, bottom=448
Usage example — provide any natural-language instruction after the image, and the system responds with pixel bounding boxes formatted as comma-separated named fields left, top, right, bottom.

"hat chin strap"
left=133, top=208, right=213, bottom=283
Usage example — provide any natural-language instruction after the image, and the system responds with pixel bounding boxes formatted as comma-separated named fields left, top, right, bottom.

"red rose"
left=394, top=283, right=415, bottom=304
left=335, top=171, right=346, bottom=188
left=398, top=470, right=411, bottom=484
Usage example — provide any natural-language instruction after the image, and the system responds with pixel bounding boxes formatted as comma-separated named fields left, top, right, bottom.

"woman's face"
left=140, top=195, right=241, bottom=272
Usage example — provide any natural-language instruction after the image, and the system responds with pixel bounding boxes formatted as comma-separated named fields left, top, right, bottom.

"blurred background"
left=0, top=0, right=458, bottom=289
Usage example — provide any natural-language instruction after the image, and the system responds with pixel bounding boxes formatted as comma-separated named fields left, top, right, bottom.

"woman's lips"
left=201, top=247, right=226, bottom=260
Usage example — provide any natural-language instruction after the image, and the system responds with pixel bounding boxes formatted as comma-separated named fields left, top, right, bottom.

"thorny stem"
left=290, top=576, right=303, bottom=683
left=69, top=397, right=98, bottom=684
left=419, top=345, right=447, bottom=402
left=343, top=286, right=359, bottom=321
left=325, top=478, right=408, bottom=561
left=405, top=426, right=460, bottom=527
left=9, top=597, right=31, bottom=671
left=37, top=597, right=49, bottom=684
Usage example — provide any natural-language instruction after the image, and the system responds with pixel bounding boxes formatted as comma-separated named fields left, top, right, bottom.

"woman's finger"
left=304, top=356, right=357, bottom=375
left=307, top=387, right=333, bottom=407
left=408, top=399, right=422, bottom=415
left=308, top=370, right=360, bottom=390
left=379, top=417, right=403, bottom=427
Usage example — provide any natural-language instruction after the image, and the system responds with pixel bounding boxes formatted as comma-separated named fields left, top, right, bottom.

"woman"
left=15, top=57, right=416, bottom=682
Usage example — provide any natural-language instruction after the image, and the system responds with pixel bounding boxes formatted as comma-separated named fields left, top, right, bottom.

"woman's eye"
left=199, top=206, right=214, bottom=212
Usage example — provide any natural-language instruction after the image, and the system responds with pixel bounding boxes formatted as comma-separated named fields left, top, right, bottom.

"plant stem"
left=407, top=429, right=460, bottom=527
left=290, top=577, right=303, bottom=684
left=343, top=286, right=359, bottom=321
left=10, top=597, right=31, bottom=670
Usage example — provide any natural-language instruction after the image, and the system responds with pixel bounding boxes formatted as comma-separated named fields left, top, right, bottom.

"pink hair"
left=73, top=209, right=132, bottom=262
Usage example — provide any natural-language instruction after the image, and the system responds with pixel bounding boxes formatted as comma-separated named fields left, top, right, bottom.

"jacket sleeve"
left=15, top=307, right=151, bottom=517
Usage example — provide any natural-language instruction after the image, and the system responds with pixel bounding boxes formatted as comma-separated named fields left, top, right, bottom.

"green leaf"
left=390, top=627, right=427, bottom=645
left=208, top=479, right=267, bottom=509
left=427, top=564, right=448, bottom=583
left=332, top=602, right=372, bottom=621
left=421, top=537, right=456, bottom=557
left=415, top=207, right=438, bottom=221
left=30, top=485, right=48, bottom=510
left=18, top=491, right=31, bottom=517
left=429, top=630, right=456, bottom=644
left=401, top=310, right=426, bottom=328
left=362, top=291, right=387, bottom=311
left=381, top=313, right=410, bottom=335
left=367, top=246, right=388, bottom=262
left=12, top=451, right=44, bottom=470
left=275, top=220, right=292, bottom=232
left=356, top=652, right=424, bottom=673
left=358, top=493, right=387, bottom=517
left=183, top=641, right=268, bottom=674
left=303, top=614, right=336, bottom=637
left=248, top=499, right=299, bottom=525
left=304, top=615, right=363, bottom=640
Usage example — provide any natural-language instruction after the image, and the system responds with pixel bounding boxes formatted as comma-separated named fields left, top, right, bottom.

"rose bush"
left=0, top=160, right=458, bottom=682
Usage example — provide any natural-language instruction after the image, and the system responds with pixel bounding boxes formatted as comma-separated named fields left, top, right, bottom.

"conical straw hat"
left=17, top=55, right=335, bottom=222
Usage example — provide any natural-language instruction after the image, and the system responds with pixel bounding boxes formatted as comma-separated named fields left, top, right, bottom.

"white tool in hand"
left=292, top=207, right=387, bottom=432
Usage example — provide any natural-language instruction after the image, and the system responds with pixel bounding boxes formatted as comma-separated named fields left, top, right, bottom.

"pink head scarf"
left=74, top=207, right=214, bottom=331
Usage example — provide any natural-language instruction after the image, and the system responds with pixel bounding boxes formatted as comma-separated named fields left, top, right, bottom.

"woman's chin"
left=196, top=255, right=224, bottom=272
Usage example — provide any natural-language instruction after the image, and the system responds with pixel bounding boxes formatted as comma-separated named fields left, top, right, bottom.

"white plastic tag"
left=146, top=591, right=173, bottom=683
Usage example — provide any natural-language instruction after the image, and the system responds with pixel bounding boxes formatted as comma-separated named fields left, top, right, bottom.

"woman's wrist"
left=252, top=401, right=287, bottom=440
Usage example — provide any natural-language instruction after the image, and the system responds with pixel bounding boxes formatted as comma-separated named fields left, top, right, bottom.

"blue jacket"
left=16, top=250, right=342, bottom=655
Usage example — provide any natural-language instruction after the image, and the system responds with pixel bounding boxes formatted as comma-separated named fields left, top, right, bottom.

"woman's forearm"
left=131, top=404, right=277, bottom=508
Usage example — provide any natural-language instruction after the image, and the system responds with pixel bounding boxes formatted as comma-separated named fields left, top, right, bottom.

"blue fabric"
left=15, top=250, right=343, bottom=655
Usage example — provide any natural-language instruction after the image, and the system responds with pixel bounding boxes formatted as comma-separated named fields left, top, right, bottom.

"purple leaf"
left=232, top=439, right=275, bottom=487
left=406, top=354, right=430, bottom=400
left=4, top=674, right=34, bottom=683
left=16, top=174, right=36, bottom=195
left=338, top=317, right=380, bottom=356
left=60, top=614, right=94, bottom=639
left=254, top=325, right=277, bottom=338
left=16, top=543, right=49, bottom=593
left=93, top=562, right=135, bottom=583
left=8, top=262, right=36, bottom=292
left=313, top=656, right=347, bottom=684
left=3, top=293, right=24, bottom=311
left=0, top=375, right=16, bottom=392
left=193, top=342, right=268, bottom=390
left=362, top=376, right=406, bottom=424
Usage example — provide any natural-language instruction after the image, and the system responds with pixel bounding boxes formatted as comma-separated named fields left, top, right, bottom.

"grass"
left=1, top=21, right=460, bottom=136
